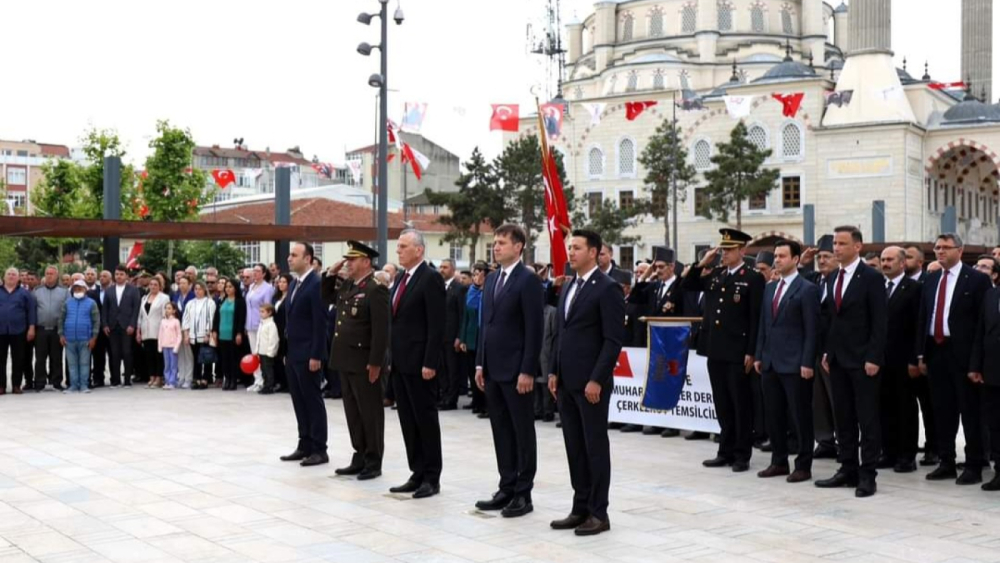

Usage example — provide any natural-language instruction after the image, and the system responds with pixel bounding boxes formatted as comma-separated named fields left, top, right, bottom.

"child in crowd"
left=256, top=303, right=279, bottom=395
left=158, top=302, right=182, bottom=390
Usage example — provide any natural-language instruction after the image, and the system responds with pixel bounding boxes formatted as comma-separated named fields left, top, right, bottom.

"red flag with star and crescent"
left=771, top=92, right=805, bottom=118
left=211, top=169, right=236, bottom=189
left=535, top=99, right=570, bottom=276
left=490, top=104, right=520, bottom=132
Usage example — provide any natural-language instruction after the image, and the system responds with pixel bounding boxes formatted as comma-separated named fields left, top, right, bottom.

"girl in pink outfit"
left=158, top=303, right=182, bottom=390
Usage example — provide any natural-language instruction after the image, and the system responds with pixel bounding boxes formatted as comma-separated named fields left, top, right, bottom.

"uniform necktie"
left=933, top=270, right=948, bottom=344
left=771, top=280, right=785, bottom=317
left=886, top=280, right=894, bottom=300
left=566, top=277, right=585, bottom=318
left=834, top=269, right=846, bottom=312
left=392, top=272, right=410, bottom=315
left=494, top=271, right=507, bottom=299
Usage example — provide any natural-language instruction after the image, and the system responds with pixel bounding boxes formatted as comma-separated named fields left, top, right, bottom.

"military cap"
left=719, top=228, right=753, bottom=249
left=343, top=240, right=379, bottom=260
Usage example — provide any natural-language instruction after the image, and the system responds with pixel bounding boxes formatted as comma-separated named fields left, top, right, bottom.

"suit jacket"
left=682, top=264, right=765, bottom=363
left=915, top=264, right=990, bottom=370
left=284, top=270, right=327, bottom=363
left=326, top=272, right=390, bottom=374
left=88, top=286, right=109, bottom=326
left=549, top=270, right=626, bottom=391
left=390, top=262, right=446, bottom=374
left=755, top=275, right=819, bottom=374
left=969, top=286, right=1000, bottom=386
left=136, top=292, right=170, bottom=341
left=476, top=262, right=544, bottom=382
left=884, top=276, right=920, bottom=369
left=102, top=284, right=140, bottom=332
left=821, top=261, right=888, bottom=369
left=444, top=279, right=466, bottom=344
left=629, top=277, right=684, bottom=318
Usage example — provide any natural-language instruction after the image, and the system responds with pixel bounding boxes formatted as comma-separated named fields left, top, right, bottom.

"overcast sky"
left=0, top=0, right=992, bottom=167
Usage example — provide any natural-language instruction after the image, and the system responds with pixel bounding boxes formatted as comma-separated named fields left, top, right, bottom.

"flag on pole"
left=540, top=103, right=564, bottom=140
left=211, top=169, right=236, bottom=189
left=771, top=92, right=805, bottom=118
left=584, top=102, right=607, bottom=127
left=642, top=321, right=692, bottom=411
left=387, top=119, right=402, bottom=148
left=401, top=102, right=428, bottom=133
left=723, top=95, right=755, bottom=118
left=346, top=160, right=362, bottom=184
left=311, top=163, right=335, bottom=179
left=625, top=101, right=657, bottom=121
left=824, top=90, right=854, bottom=107
left=490, top=104, right=520, bottom=132
left=401, top=143, right=431, bottom=181
left=125, top=242, right=144, bottom=270
left=535, top=99, right=570, bottom=276
left=928, top=81, right=966, bottom=91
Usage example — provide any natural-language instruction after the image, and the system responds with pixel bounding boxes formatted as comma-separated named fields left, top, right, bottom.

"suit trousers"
left=707, top=359, right=754, bottom=463
left=339, top=370, right=385, bottom=470
left=286, top=360, right=328, bottom=455
left=34, top=327, right=63, bottom=389
left=485, top=376, right=537, bottom=498
left=925, top=338, right=986, bottom=468
left=0, top=333, right=26, bottom=390
left=913, top=374, right=937, bottom=454
left=107, top=328, right=133, bottom=386
left=829, top=361, right=881, bottom=479
left=762, top=370, right=814, bottom=471
left=982, top=386, right=1000, bottom=469
left=91, top=331, right=108, bottom=386
left=750, top=372, right=768, bottom=442
left=880, top=364, right=919, bottom=463
left=813, top=359, right=838, bottom=448
left=557, top=383, right=611, bottom=521
left=392, top=370, right=442, bottom=485
left=440, top=344, right=463, bottom=407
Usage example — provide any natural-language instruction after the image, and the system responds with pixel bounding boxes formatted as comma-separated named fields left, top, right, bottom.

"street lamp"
left=357, top=0, right=401, bottom=261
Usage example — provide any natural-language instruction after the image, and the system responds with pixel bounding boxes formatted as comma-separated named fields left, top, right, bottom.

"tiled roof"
left=38, top=144, right=70, bottom=157
left=193, top=146, right=312, bottom=166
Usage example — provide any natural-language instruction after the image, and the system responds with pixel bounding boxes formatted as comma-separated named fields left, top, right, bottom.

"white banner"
left=610, top=347, right=720, bottom=433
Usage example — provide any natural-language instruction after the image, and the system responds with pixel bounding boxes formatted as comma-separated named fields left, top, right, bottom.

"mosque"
left=510, top=0, right=999, bottom=264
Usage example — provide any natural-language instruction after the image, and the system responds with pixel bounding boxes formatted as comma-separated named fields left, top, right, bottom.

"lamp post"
left=358, top=0, right=404, bottom=260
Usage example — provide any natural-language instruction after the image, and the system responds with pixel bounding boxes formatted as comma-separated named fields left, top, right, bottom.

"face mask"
left=74, top=292, right=85, bottom=300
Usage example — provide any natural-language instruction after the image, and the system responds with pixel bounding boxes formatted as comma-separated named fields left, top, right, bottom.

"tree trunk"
left=663, top=200, right=671, bottom=247
left=736, top=197, right=742, bottom=230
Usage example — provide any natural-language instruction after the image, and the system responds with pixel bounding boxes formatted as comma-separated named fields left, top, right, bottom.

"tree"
left=31, top=159, right=87, bottom=269
left=701, top=122, right=780, bottom=229
left=638, top=117, right=697, bottom=247
left=76, top=127, right=139, bottom=221
left=138, top=239, right=190, bottom=276
left=425, top=148, right=512, bottom=264
left=575, top=200, right=640, bottom=246
left=187, top=241, right=246, bottom=278
left=15, top=237, right=58, bottom=274
left=142, top=120, right=211, bottom=273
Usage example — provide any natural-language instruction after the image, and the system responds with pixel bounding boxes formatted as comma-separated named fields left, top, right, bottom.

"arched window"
left=694, top=140, right=712, bottom=169
left=751, top=3, right=766, bottom=33
left=746, top=125, right=768, bottom=152
left=588, top=147, right=605, bottom=177
left=781, top=6, right=794, bottom=34
left=618, top=138, right=636, bottom=176
left=781, top=122, right=802, bottom=158
left=681, top=3, right=697, bottom=33
left=717, top=1, right=734, bottom=31
left=649, top=7, right=664, bottom=37
left=626, top=71, right=639, bottom=92
left=621, top=13, right=634, bottom=41
left=653, top=70, right=665, bottom=90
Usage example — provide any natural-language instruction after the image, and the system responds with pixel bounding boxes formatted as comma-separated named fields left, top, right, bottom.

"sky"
left=0, top=0, right=993, bottom=168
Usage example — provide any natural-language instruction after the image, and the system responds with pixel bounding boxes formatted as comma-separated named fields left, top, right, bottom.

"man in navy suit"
left=102, top=265, right=140, bottom=388
left=816, top=226, right=887, bottom=498
left=967, top=281, right=1000, bottom=491
left=754, top=240, right=819, bottom=483
left=279, top=243, right=330, bottom=467
left=547, top=229, right=625, bottom=537
left=474, top=224, right=544, bottom=517
left=913, top=233, right=991, bottom=485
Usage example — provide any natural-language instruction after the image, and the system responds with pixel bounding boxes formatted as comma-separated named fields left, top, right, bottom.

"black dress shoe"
left=500, top=496, right=533, bottom=518
left=757, top=464, right=790, bottom=478
left=475, top=491, right=513, bottom=511
left=731, top=460, right=750, bottom=473
left=787, top=469, right=812, bottom=483
left=641, top=426, right=661, bottom=435
left=876, top=455, right=894, bottom=469
left=280, top=450, right=307, bottom=462
left=619, top=424, right=642, bottom=433
left=855, top=480, right=877, bottom=498
left=926, top=464, right=958, bottom=481
left=300, top=453, right=329, bottom=467
left=956, top=468, right=983, bottom=485
left=815, top=471, right=858, bottom=488
left=813, top=444, right=838, bottom=459
left=461, top=404, right=474, bottom=410
left=685, top=432, right=709, bottom=441
left=574, top=515, right=610, bottom=536
left=412, top=482, right=440, bottom=499
left=608, top=422, right=623, bottom=430
left=335, top=465, right=363, bottom=476
left=477, top=412, right=489, bottom=419
left=357, top=468, right=382, bottom=481
left=919, top=452, right=940, bottom=466
left=754, top=439, right=773, bottom=453
left=981, top=473, right=1000, bottom=491
left=550, top=513, right=588, bottom=530
left=389, top=479, right=421, bottom=494
left=542, top=413, right=555, bottom=422
left=438, top=403, right=457, bottom=411
left=893, top=460, right=918, bottom=473
left=702, top=456, right=732, bottom=468
left=660, top=428, right=680, bottom=438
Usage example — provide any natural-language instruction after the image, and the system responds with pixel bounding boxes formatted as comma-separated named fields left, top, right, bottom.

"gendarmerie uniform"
left=681, top=229, right=765, bottom=470
left=323, top=241, right=391, bottom=478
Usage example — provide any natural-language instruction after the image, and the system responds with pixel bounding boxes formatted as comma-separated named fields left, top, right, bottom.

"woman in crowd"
left=212, top=279, right=247, bottom=391
left=460, top=261, right=488, bottom=416
left=183, top=281, right=217, bottom=390
left=173, top=275, right=196, bottom=390
left=136, top=277, right=170, bottom=388
left=243, top=263, right=274, bottom=392
left=271, top=273, right=292, bottom=393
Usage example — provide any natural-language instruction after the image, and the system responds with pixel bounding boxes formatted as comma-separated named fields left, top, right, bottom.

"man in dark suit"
left=682, top=228, right=765, bottom=472
left=439, top=259, right=466, bottom=410
left=324, top=241, right=390, bottom=481
left=754, top=240, right=819, bottom=483
left=751, top=250, right=777, bottom=451
left=474, top=224, right=544, bottom=517
left=903, top=245, right=938, bottom=467
left=389, top=229, right=446, bottom=499
left=548, top=229, right=625, bottom=536
left=905, top=245, right=927, bottom=283
left=878, top=246, right=922, bottom=473
left=102, top=265, right=140, bottom=388
left=815, top=226, right=887, bottom=498
left=811, top=235, right=840, bottom=459
left=88, top=270, right=112, bottom=388
left=967, top=283, right=1000, bottom=491
left=913, top=233, right=991, bottom=485
left=280, top=242, right=330, bottom=468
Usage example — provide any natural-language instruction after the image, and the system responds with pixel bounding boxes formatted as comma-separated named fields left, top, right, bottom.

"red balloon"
left=240, top=354, right=260, bottom=374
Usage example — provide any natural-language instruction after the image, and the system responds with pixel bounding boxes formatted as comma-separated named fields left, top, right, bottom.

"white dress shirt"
left=929, top=262, right=962, bottom=338
left=565, top=266, right=599, bottom=318
left=773, top=271, right=798, bottom=309
left=657, top=275, right=676, bottom=301
left=494, top=262, right=518, bottom=294
left=115, top=283, right=126, bottom=305
left=834, top=256, right=862, bottom=301
left=885, top=273, right=904, bottom=300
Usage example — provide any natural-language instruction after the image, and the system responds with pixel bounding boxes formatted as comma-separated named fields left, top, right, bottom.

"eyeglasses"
left=933, top=246, right=959, bottom=251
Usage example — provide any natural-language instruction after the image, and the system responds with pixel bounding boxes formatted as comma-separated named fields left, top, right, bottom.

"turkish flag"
left=211, top=169, right=236, bottom=189
left=535, top=101, right=570, bottom=276
left=614, top=351, right=634, bottom=377
left=401, top=143, right=430, bottom=181
left=929, top=81, right=966, bottom=91
left=125, top=242, right=144, bottom=270
left=490, top=104, right=520, bottom=132
left=772, top=93, right=805, bottom=118
left=625, top=101, right=657, bottom=121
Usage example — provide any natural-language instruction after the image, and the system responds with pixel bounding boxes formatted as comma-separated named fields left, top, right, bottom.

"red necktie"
left=771, top=280, right=785, bottom=318
left=392, top=272, right=410, bottom=315
left=834, top=269, right=846, bottom=312
left=934, top=270, right=949, bottom=344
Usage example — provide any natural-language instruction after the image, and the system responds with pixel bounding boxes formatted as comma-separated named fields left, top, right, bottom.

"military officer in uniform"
left=682, top=228, right=765, bottom=472
left=323, top=241, right=391, bottom=481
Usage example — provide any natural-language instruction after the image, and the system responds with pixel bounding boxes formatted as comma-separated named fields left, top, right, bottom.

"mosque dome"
left=942, top=93, right=1000, bottom=124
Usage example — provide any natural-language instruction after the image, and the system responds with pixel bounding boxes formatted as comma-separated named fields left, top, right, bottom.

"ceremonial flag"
left=642, top=322, right=691, bottom=411
left=535, top=99, right=570, bottom=276
left=824, top=90, right=854, bottom=107
left=625, top=101, right=657, bottom=121
left=490, top=104, right=520, bottom=132
left=401, top=102, right=428, bottom=133
left=771, top=92, right=805, bottom=118
left=928, top=81, right=966, bottom=91
left=387, top=119, right=402, bottom=148
left=125, top=242, right=144, bottom=270
left=211, top=169, right=236, bottom=189
left=346, top=160, right=362, bottom=184
left=401, top=142, right=431, bottom=181
left=724, top=95, right=755, bottom=118
left=311, top=163, right=335, bottom=179
left=677, top=96, right=705, bottom=111
left=540, top=103, right=564, bottom=140
left=584, top=102, right=607, bottom=127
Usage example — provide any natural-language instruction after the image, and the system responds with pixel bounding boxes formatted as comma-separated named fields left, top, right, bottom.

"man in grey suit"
left=103, top=265, right=140, bottom=388
left=754, top=240, right=820, bottom=483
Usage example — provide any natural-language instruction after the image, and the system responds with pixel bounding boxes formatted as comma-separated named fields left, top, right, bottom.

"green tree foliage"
left=137, top=239, right=190, bottom=276
left=701, top=122, right=780, bottom=230
left=30, top=159, right=88, bottom=268
left=638, top=118, right=697, bottom=246
left=15, top=237, right=58, bottom=274
left=576, top=200, right=640, bottom=246
left=76, top=127, right=139, bottom=220
left=186, top=241, right=247, bottom=278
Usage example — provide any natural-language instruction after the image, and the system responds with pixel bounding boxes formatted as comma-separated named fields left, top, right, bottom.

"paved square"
left=1, top=389, right=999, bottom=563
